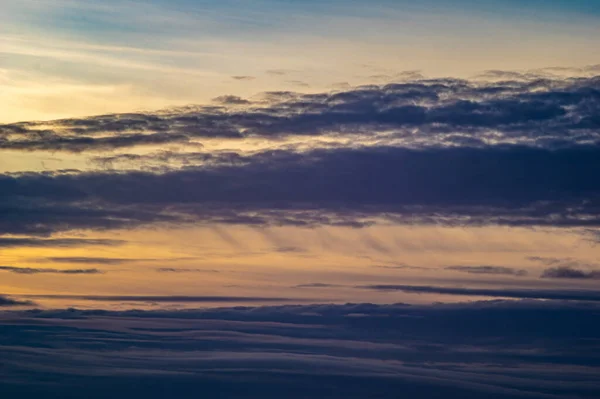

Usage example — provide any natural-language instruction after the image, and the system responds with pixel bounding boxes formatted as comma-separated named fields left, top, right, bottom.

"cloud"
left=2, top=76, right=600, bottom=152
left=0, top=237, right=124, bottom=248
left=1, top=301, right=599, bottom=398
left=266, top=69, right=288, bottom=75
left=3, top=144, right=600, bottom=234
left=445, top=266, right=528, bottom=276
left=0, top=131, right=194, bottom=153
left=0, top=295, right=33, bottom=306
left=41, top=257, right=147, bottom=265
left=286, top=80, right=310, bottom=87
left=294, top=283, right=341, bottom=288
left=156, top=268, right=219, bottom=273
left=24, top=295, right=305, bottom=303
left=541, top=267, right=600, bottom=280
left=0, top=75, right=599, bottom=234
left=528, top=257, right=600, bottom=278
left=274, top=246, right=305, bottom=253
left=212, top=95, right=251, bottom=105
left=474, top=70, right=550, bottom=81
left=527, top=256, right=595, bottom=269
left=359, top=284, right=600, bottom=302
left=375, top=264, right=429, bottom=270
left=231, top=75, right=255, bottom=81
left=0, top=266, right=102, bottom=275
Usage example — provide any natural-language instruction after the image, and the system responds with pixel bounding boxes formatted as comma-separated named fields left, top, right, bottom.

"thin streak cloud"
left=0, top=266, right=102, bottom=275
left=359, top=284, right=600, bottom=302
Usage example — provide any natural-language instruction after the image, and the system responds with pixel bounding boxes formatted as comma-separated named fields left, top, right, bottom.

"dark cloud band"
left=1, top=301, right=599, bottom=398
left=359, top=284, right=600, bottom=302
left=1, top=76, right=599, bottom=152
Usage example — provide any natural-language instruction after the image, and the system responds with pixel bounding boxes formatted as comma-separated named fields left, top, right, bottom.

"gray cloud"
left=0, top=75, right=599, bottom=235
left=0, top=131, right=194, bottom=153
left=41, top=257, right=148, bottom=265
left=2, top=143, right=600, bottom=235
left=266, top=69, right=288, bottom=75
left=1, top=301, right=599, bottom=398
left=359, top=284, right=600, bottom=302
left=212, top=95, right=251, bottom=105
left=445, top=266, right=528, bottom=276
left=286, top=80, right=310, bottom=87
left=375, top=264, right=429, bottom=270
left=2, top=76, right=600, bottom=153
left=0, top=295, right=33, bottom=306
left=294, top=283, right=341, bottom=288
left=24, top=295, right=305, bottom=303
left=0, top=238, right=124, bottom=248
left=156, top=268, right=219, bottom=273
left=0, top=266, right=102, bottom=275
left=527, top=256, right=595, bottom=269
left=541, top=267, right=600, bottom=280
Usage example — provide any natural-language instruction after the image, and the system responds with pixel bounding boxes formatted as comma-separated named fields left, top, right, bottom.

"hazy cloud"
left=0, top=75, right=599, bottom=234
left=294, top=283, right=341, bottom=288
left=541, top=266, right=600, bottom=280
left=0, top=266, right=102, bottom=275
left=446, top=266, right=528, bottom=276
left=156, top=268, right=219, bottom=273
left=359, top=284, right=600, bottom=302
left=2, top=76, right=600, bottom=152
left=231, top=75, right=255, bottom=81
left=375, top=264, right=429, bottom=270
left=0, top=237, right=124, bottom=248
left=2, top=144, right=600, bottom=234
left=212, top=95, right=251, bottom=105
left=41, top=257, right=148, bottom=265
left=0, top=295, right=33, bottom=306
left=527, top=256, right=595, bottom=269
left=24, top=295, right=305, bottom=303
left=1, top=301, right=598, bottom=398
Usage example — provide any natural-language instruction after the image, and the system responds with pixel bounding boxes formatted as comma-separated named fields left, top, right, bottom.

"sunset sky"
left=1, top=1, right=600, bottom=398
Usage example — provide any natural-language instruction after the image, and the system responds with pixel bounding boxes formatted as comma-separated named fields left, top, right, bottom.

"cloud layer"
left=542, top=267, right=600, bottom=280
left=2, top=76, right=600, bottom=151
left=0, top=295, right=33, bottom=307
left=359, top=284, right=600, bottom=302
left=0, top=266, right=101, bottom=275
left=445, top=266, right=528, bottom=276
left=1, top=300, right=598, bottom=398
left=0, top=75, right=599, bottom=235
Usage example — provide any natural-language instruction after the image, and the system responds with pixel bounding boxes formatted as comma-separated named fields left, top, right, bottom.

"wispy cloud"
left=445, top=266, right=528, bottom=276
left=1, top=301, right=599, bottom=398
left=2, top=143, right=600, bottom=234
left=0, top=295, right=33, bottom=306
left=0, top=237, right=124, bottom=248
left=541, top=267, right=600, bottom=280
left=294, top=283, right=342, bottom=288
left=41, top=257, right=152, bottom=265
left=3, top=76, right=600, bottom=152
left=359, top=284, right=600, bottom=302
left=156, top=268, right=219, bottom=273
left=231, top=76, right=255, bottom=81
left=23, top=295, right=305, bottom=303
left=0, top=266, right=101, bottom=275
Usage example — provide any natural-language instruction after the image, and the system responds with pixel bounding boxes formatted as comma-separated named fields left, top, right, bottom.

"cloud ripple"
left=0, top=301, right=598, bottom=398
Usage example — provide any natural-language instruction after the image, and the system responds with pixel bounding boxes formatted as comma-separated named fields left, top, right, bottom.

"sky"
left=1, top=1, right=600, bottom=398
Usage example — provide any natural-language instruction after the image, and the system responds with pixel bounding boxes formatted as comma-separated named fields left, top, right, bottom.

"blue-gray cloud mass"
left=0, top=76, right=599, bottom=235
left=2, top=76, right=600, bottom=151
left=1, top=300, right=598, bottom=398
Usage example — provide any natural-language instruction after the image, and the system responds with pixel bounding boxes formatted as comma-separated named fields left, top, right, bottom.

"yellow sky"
left=1, top=224, right=597, bottom=309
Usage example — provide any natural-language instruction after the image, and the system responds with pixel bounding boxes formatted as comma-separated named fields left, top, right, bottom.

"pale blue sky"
left=1, top=0, right=599, bottom=122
